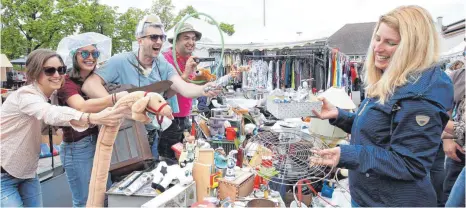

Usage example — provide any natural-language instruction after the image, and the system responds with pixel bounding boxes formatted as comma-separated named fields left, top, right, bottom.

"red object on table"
left=225, top=127, right=236, bottom=141
left=171, top=142, right=183, bottom=159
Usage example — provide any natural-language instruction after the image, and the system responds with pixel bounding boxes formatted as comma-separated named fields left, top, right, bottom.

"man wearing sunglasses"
left=82, top=14, right=220, bottom=160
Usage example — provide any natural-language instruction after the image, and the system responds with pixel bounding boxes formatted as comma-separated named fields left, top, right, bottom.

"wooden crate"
left=218, top=171, right=254, bottom=201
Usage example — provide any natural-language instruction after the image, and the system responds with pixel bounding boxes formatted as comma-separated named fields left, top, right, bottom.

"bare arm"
left=82, top=74, right=110, bottom=98
left=66, top=91, right=128, bottom=113
left=169, top=75, right=207, bottom=98
left=444, top=120, right=455, bottom=135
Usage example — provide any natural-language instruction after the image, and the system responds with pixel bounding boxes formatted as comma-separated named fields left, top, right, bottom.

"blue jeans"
left=446, top=167, right=465, bottom=207
left=1, top=172, right=42, bottom=207
left=151, top=131, right=159, bottom=160
left=443, top=150, right=465, bottom=201
left=60, top=135, right=111, bottom=207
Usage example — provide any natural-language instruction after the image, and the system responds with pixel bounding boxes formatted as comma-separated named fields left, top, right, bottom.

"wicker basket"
left=266, top=96, right=322, bottom=119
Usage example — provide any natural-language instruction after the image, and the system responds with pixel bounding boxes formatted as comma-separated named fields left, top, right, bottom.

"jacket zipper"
left=353, top=98, right=371, bottom=144
left=358, top=99, right=370, bottom=116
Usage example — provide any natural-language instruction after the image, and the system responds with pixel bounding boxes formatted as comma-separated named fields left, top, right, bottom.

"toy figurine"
left=193, top=68, right=217, bottom=82
left=224, top=150, right=238, bottom=181
left=151, top=160, right=194, bottom=193
left=214, top=147, right=227, bottom=169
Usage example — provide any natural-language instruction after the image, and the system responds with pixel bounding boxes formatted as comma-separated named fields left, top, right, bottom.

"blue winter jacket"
left=330, top=66, right=453, bottom=207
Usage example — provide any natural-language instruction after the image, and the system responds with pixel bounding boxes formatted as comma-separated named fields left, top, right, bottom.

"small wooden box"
left=218, top=171, right=254, bottom=200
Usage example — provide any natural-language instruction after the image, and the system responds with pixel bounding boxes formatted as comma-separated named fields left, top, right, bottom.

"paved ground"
left=37, top=155, right=62, bottom=181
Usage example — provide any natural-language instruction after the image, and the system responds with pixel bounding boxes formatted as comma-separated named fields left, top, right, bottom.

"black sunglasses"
left=77, top=50, right=100, bottom=59
left=141, top=34, right=167, bottom=42
left=43, top=66, right=67, bottom=76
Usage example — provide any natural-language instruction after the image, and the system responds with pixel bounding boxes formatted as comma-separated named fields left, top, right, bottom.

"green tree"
left=113, top=7, right=148, bottom=53
left=171, top=5, right=199, bottom=30
left=150, top=0, right=174, bottom=30
left=149, top=1, right=236, bottom=36
left=1, top=25, right=28, bottom=59
left=1, top=0, right=84, bottom=57
left=72, top=1, right=119, bottom=54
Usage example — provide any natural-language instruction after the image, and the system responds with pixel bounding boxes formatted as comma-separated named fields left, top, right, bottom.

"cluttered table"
left=103, top=87, right=355, bottom=207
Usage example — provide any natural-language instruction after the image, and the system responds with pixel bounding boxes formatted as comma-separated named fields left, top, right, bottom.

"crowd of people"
left=0, top=4, right=464, bottom=207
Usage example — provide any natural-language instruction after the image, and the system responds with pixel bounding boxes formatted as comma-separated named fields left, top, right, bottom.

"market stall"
left=101, top=13, right=355, bottom=208
left=100, top=84, right=354, bottom=207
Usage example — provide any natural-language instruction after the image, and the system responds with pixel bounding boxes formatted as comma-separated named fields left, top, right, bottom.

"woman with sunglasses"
left=55, top=33, right=128, bottom=207
left=0, top=49, right=127, bottom=207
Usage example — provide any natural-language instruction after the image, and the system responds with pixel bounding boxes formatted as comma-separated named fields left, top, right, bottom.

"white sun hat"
left=56, top=32, right=112, bottom=69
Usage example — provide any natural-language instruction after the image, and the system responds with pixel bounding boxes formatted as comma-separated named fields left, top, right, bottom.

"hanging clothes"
left=295, top=59, right=301, bottom=90
left=247, top=60, right=269, bottom=89
left=267, top=61, right=274, bottom=91
left=280, top=61, right=286, bottom=88
left=291, top=61, right=295, bottom=89
left=274, top=60, right=280, bottom=89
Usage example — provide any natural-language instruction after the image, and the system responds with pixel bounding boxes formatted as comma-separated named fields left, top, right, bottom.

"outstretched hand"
left=310, top=147, right=341, bottom=167
left=90, top=106, right=129, bottom=126
left=202, top=82, right=222, bottom=97
left=312, top=97, right=339, bottom=120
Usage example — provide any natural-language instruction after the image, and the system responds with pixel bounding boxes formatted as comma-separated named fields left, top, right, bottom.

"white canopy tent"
left=132, top=18, right=327, bottom=53
left=441, top=41, right=465, bottom=58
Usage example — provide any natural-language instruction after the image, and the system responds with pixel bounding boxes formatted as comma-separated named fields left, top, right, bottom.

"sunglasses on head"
left=77, top=50, right=100, bottom=59
left=43, top=66, right=67, bottom=76
left=141, top=34, right=167, bottom=42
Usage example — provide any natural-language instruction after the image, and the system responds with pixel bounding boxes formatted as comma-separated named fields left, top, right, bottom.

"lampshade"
left=319, top=87, right=356, bottom=110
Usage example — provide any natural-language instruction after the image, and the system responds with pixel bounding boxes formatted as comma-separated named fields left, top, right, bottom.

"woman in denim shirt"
left=311, top=6, right=454, bottom=207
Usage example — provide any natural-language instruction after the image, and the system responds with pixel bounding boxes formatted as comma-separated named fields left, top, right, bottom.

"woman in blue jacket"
left=312, top=5, right=454, bottom=207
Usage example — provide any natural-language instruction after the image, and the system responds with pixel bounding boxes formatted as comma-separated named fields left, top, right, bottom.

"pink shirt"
left=1, top=84, right=87, bottom=179
left=163, top=48, right=194, bottom=118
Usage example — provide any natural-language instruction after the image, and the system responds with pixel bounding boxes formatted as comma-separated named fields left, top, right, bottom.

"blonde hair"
left=364, top=5, right=440, bottom=104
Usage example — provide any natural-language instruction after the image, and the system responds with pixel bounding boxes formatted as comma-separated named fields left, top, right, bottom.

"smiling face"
left=175, top=32, right=197, bottom=56
left=37, top=56, right=65, bottom=96
left=76, top=45, right=98, bottom=72
left=138, top=26, right=164, bottom=58
left=372, top=23, right=401, bottom=71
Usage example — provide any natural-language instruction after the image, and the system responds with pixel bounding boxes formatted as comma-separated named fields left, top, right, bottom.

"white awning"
left=0, top=54, right=13, bottom=68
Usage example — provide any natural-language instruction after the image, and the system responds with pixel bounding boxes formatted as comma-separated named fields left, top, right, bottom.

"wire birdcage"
left=242, top=129, right=333, bottom=186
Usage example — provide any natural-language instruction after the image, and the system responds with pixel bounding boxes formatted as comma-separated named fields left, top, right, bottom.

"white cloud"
left=100, top=0, right=465, bottom=42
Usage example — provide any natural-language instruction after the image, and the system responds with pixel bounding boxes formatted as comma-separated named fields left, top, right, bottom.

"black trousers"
left=157, top=117, right=189, bottom=159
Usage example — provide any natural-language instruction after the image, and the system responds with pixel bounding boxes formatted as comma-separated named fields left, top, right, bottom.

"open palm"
left=312, top=97, right=339, bottom=120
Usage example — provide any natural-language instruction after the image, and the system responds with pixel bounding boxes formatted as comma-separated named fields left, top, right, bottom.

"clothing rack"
left=243, top=54, right=325, bottom=62
left=243, top=54, right=328, bottom=91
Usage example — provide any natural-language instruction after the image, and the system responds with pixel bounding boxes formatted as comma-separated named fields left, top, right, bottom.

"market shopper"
left=0, top=49, right=127, bottom=207
left=311, top=5, right=454, bottom=207
left=442, top=58, right=465, bottom=206
left=82, top=15, right=221, bottom=159
left=160, top=23, right=240, bottom=159
left=56, top=33, right=128, bottom=207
